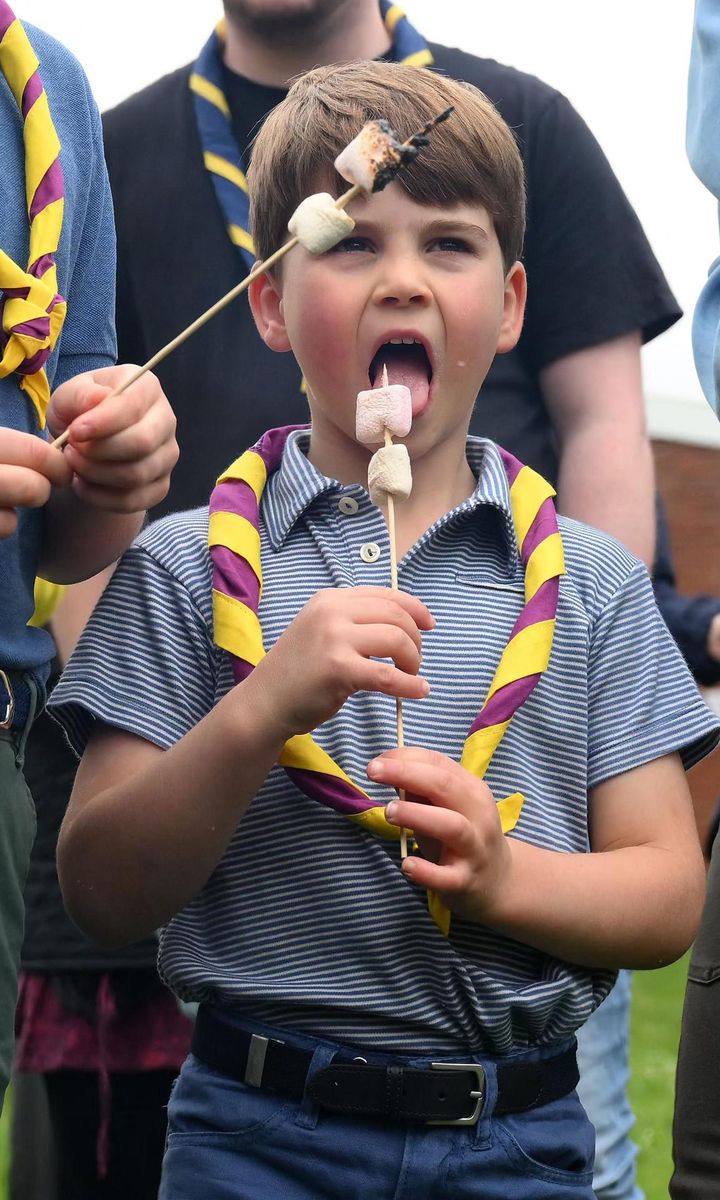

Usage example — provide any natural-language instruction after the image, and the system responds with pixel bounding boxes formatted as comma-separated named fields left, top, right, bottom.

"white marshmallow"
left=334, top=120, right=401, bottom=193
left=287, top=192, right=355, bottom=254
left=368, top=443, right=413, bottom=506
left=356, top=384, right=412, bottom=444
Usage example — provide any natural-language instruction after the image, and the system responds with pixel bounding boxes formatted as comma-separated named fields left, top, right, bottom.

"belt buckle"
left=427, top=1062, right=485, bottom=1126
left=0, top=671, right=15, bottom=730
left=244, top=1033, right=284, bottom=1088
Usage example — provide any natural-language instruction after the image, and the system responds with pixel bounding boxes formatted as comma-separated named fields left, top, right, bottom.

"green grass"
left=0, top=1086, right=11, bottom=1200
left=629, top=955, right=688, bottom=1198
left=0, top=961, right=690, bottom=1200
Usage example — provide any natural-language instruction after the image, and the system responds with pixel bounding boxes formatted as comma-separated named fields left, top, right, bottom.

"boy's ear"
left=248, top=266, right=292, bottom=353
left=496, top=261, right=527, bottom=355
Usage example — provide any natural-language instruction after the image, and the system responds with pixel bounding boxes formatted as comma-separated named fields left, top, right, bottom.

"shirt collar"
left=263, top=429, right=521, bottom=565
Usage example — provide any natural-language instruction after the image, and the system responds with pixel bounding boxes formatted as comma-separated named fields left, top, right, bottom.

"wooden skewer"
left=50, top=182, right=364, bottom=451
left=49, top=107, right=456, bottom=451
left=379, top=365, right=410, bottom=860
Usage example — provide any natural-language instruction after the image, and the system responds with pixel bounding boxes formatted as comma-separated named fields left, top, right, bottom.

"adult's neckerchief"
left=209, top=427, right=565, bottom=934
left=190, top=2, right=434, bottom=273
left=0, top=1, right=66, bottom=429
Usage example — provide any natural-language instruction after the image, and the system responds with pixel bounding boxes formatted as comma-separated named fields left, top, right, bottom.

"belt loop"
left=14, top=675, right=38, bottom=770
left=294, top=1043, right=336, bottom=1131
left=471, top=1060, right=496, bottom=1151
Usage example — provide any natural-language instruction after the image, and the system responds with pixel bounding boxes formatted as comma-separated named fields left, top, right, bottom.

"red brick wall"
left=653, top=440, right=720, bottom=843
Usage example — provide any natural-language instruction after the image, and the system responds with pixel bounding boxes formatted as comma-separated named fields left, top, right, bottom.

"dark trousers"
left=671, top=831, right=720, bottom=1197
left=44, top=1069, right=176, bottom=1200
left=0, top=680, right=38, bottom=1109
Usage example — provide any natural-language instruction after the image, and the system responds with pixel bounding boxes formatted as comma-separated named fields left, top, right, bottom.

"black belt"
left=192, top=1006, right=579, bottom=1127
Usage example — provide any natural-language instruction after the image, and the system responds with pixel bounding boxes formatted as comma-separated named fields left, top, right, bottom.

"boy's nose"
left=372, top=259, right=432, bottom=308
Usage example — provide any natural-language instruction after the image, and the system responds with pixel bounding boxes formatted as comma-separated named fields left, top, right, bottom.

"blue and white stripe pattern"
left=51, top=434, right=720, bottom=1054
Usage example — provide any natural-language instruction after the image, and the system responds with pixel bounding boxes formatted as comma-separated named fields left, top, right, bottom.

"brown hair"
left=248, top=61, right=526, bottom=271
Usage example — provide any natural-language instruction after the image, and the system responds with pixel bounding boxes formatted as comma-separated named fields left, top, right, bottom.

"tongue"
left=372, top=352, right=430, bottom=415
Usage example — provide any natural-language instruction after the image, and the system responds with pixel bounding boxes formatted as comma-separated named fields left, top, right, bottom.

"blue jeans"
left=576, top=970, right=643, bottom=1200
left=160, top=1015, right=595, bottom=1199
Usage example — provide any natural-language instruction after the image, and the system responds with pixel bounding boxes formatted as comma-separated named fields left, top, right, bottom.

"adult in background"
left=670, top=1, right=720, bottom=1194
left=18, top=2, right=681, bottom=1198
left=0, top=0, right=177, bottom=1117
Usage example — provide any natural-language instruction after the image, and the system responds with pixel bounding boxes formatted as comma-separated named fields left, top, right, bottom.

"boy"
left=0, top=5, right=178, bottom=1107
left=53, top=63, right=717, bottom=1198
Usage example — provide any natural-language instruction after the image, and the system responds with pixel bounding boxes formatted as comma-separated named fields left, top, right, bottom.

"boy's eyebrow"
left=352, top=216, right=491, bottom=243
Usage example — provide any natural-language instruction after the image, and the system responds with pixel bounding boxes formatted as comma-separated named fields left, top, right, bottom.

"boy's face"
left=250, top=183, right=526, bottom=463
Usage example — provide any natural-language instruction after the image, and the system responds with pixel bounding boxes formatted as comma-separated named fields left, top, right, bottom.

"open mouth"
left=368, top=338, right=433, bottom=416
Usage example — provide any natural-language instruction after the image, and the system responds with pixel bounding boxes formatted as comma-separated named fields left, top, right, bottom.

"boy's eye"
left=331, top=236, right=374, bottom=253
left=431, top=237, right=474, bottom=254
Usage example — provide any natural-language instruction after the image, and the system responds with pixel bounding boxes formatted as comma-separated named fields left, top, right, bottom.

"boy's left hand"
left=47, top=365, right=179, bottom=512
left=367, top=747, right=513, bottom=923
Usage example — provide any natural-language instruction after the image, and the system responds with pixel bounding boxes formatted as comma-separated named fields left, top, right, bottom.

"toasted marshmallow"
left=334, top=120, right=403, bottom=194
left=356, top=383, right=412, bottom=444
left=368, top=443, right=413, bottom=506
left=287, top=192, right=355, bottom=254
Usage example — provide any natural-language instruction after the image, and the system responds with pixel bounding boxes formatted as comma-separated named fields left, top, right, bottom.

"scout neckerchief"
left=0, top=1, right=66, bottom=429
left=190, top=2, right=434, bottom=272
left=209, top=427, right=565, bottom=934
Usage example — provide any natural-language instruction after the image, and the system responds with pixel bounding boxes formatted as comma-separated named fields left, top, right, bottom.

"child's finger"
left=400, top=852, right=467, bottom=893
left=65, top=436, right=178, bottom=489
left=368, top=751, right=490, bottom=817
left=351, top=587, right=436, bottom=632
left=384, top=796, right=470, bottom=851
left=66, top=384, right=154, bottom=446
left=67, top=393, right=176, bottom=463
left=354, top=625, right=422, bottom=676
left=47, top=381, right=113, bottom=439
left=355, top=658, right=431, bottom=702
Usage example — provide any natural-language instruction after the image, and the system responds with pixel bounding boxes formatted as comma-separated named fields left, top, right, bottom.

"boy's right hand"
left=250, top=586, right=434, bottom=740
left=0, top=428, right=71, bottom=538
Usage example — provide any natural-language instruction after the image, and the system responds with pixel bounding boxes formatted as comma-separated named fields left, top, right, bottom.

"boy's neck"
left=307, top=424, right=478, bottom=559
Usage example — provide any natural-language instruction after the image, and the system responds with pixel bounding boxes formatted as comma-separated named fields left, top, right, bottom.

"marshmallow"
left=287, top=192, right=355, bottom=254
left=368, top=443, right=413, bottom=506
left=334, top=119, right=403, bottom=194
left=356, top=383, right=412, bottom=444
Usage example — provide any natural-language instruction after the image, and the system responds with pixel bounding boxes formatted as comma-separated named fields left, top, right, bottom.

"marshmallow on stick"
left=357, top=365, right=414, bottom=858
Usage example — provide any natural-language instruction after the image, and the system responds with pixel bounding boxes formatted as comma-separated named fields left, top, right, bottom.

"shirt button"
left=360, top=542, right=382, bottom=564
left=338, top=496, right=359, bottom=516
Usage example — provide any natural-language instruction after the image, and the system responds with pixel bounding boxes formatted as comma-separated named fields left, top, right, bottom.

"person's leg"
left=106, top=1070, right=177, bottom=1200
left=670, top=830, right=720, bottom=1198
left=576, top=970, right=643, bottom=1200
left=46, top=1068, right=176, bottom=1200
left=9, top=1070, right=58, bottom=1200
left=0, top=687, right=38, bottom=1110
left=45, top=1071, right=101, bottom=1200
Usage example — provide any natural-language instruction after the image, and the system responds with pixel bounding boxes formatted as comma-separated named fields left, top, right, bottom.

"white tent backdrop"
left=18, top=0, right=720, bottom=446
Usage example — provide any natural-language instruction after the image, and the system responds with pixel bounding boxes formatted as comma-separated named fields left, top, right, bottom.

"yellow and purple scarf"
left=209, top=427, right=565, bottom=933
left=0, top=1, right=66, bottom=429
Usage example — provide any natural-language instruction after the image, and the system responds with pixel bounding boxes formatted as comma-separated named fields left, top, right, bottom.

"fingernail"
left=385, top=801, right=397, bottom=821
left=402, top=857, right=415, bottom=876
left=74, top=421, right=91, bottom=439
left=421, top=678, right=430, bottom=696
left=368, top=759, right=384, bottom=780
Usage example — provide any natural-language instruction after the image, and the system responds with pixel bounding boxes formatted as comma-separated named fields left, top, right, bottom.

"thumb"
left=47, top=377, right=113, bottom=440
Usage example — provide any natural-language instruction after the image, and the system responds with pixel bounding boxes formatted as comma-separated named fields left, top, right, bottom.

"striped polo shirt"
left=51, top=433, right=719, bottom=1055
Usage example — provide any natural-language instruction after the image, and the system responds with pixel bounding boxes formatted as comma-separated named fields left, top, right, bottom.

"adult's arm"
left=540, top=332, right=655, bottom=565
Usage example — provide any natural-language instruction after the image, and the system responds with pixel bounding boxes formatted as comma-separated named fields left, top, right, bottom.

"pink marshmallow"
left=356, top=384, right=412, bottom=444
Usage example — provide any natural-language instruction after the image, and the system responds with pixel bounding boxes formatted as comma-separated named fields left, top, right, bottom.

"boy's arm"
left=58, top=682, right=288, bottom=947
left=541, top=331, right=655, bottom=567
left=57, top=586, right=434, bottom=945
left=374, top=748, right=705, bottom=968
